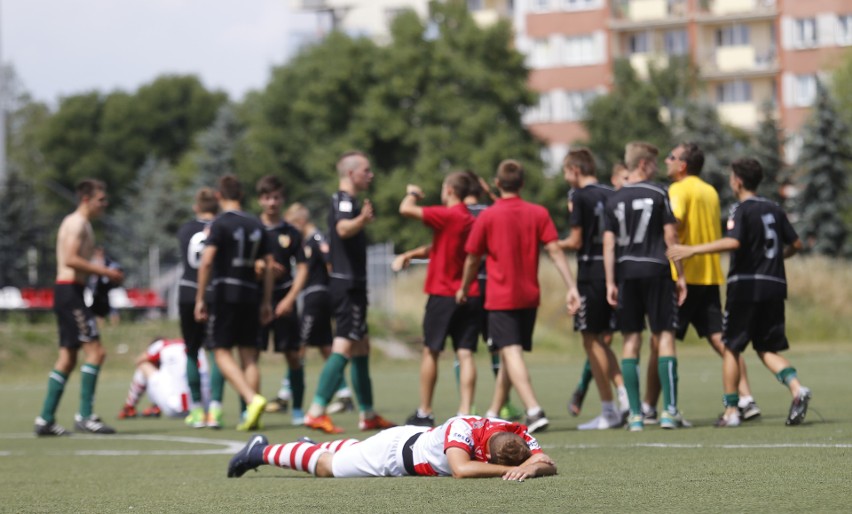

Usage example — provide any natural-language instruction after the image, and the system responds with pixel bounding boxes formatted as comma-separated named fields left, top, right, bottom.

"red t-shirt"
left=422, top=203, right=480, bottom=297
left=464, top=197, right=558, bottom=310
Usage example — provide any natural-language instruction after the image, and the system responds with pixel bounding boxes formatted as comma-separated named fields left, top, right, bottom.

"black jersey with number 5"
left=206, top=210, right=270, bottom=303
left=177, top=218, right=213, bottom=304
left=328, top=191, right=367, bottom=288
left=604, top=181, right=676, bottom=279
left=571, top=184, right=614, bottom=282
left=725, top=197, right=798, bottom=302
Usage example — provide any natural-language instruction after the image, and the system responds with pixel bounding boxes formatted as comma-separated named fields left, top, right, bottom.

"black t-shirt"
left=570, top=183, right=614, bottom=282
left=177, top=218, right=212, bottom=304
left=604, top=181, right=676, bottom=279
left=206, top=210, right=270, bottom=303
left=263, top=220, right=306, bottom=292
left=725, top=196, right=798, bottom=302
left=303, top=230, right=331, bottom=291
left=328, top=191, right=367, bottom=288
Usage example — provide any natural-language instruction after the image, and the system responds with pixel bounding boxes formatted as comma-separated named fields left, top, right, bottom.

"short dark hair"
left=195, top=187, right=219, bottom=215
left=218, top=175, right=243, bottom=201
left=679, top=142, right=705, bottom=176
left=445, top=171, right=471, bottom=200
left=564, top=148, right=596, bottom=177
left=730, top=158, right=763, bottom=192
left=336, top=150, right=368, bottom=177
left=488, top=432, right=532, bottom=466
left=76, top=179, right=105, bottom=201
left=462, top=170, right=485, bottom=201
left=256, top=175, right=284, bottom=197
left=496, top=159, right=524, bottom=193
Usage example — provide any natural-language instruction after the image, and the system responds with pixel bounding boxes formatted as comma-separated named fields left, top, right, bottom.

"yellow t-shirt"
left=668, top=176, right=724, bottom=285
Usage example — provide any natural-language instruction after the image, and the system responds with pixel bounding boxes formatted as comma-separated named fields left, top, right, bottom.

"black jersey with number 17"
left=205, top=210, right=270, bottom=304
left=725, top=197, right=798, bottom=302
left=571, top=184, right=614, bottom=282
left=328, top=191, right=367, bottom=288
left=604, top=181, right=676, bottom=279
left=176, top=218, right=212, bottom=304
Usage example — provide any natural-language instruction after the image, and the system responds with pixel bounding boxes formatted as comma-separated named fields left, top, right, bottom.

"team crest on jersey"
left=279, top=235, right=291, bottom=248
left=304, top=246, right=312, bottom=259
left=339, top=200, right=353, bottom=213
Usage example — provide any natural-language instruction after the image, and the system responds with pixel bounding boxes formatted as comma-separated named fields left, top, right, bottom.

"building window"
left=529, top=38, right=554, bottom=68
left=562, top=0, right=601, bottom=10
left=530, top=0, right=551, bottom=11
left=716, top=25, right=750, bottom=47
left=838, top=14, right=852, bottom=46
left=792, top=18, right=817, bottom=48
left=792, top=75, right=817, bottom=107
left=664, top=30, right=688, bottom=55
left=560, top=35, right=598, bottom=65
left=716, top=80, right=752, bottom=103
left=628, top=32, right=651, bottom=54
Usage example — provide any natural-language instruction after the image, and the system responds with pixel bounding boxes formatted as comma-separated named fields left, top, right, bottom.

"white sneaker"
left=578, top=412, right=623, bottom=430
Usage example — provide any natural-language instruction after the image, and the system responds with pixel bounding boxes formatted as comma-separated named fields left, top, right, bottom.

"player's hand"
left=104, top=268, right=124, bottom=285
left=361, top=199, right=375, bottom=223
left=565, top=287, right=581, bottom=315
left=524, top=453, right=555, bottom=466
left=260, top=303, right=273, bottom=326
left=455, top=287, right=468, bottom=305
left=502, top=465, right=536, bottom=482
left=275, top=297, right=295, bottom=317
left=270, top=261, right=286, bottom=281
left=676, top=277, right=687, bottom=306
left=666, top=244, right=693, bottom=262
left=391, top=254, right=411, bottom=272
left=194, top=300, right=208, bottom=323
left=606, top=283, right=618, bottom=308
left=406, top=184, right=423, bottom=198
left=254, top=259, right=266, bottom=280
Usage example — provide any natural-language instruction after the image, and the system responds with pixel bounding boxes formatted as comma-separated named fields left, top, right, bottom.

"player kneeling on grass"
left=667, top=158, right=811, bottom=427
left=119, top=337, right=210, bottom=419
left=228, top=416, right=556, bottom=480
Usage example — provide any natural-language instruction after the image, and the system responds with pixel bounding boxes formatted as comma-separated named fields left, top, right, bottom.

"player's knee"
left=314, top=454, right=335, bottom=478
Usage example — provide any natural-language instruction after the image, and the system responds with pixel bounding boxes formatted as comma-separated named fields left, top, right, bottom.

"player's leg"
left=601, top=335, right=629, bottom=414
left=455, top=348, right=476, bottom=416
left=715, top=347, right=742, bottom=427
left=451, top=298, right=479, bottom=416
left=284, top=347, right=306, bottom=424
left=180, top=302, right=205, bottom=419
left=578, top=332, right=623, bottom=430
left=409, top=346, right=440, bottom=425
left=120, top=361, right=157, bottom=418
left=642, top=334, right=661, bottom=423
left=621, top=331, right=644, bottom=431
left=206, top=348, right=226, bottom=428
left=73, top=338, right=115, bottom=434
left=36, top=346, right=77, bottom=436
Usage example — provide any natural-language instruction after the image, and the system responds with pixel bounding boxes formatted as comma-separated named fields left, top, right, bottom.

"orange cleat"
left=141, top=405, right=161, bottom=417
left=118, top=405, right=137, bottom=419
left=358, top=414, right=395, bottom=431
left=304, top=414, right=344, bottom=434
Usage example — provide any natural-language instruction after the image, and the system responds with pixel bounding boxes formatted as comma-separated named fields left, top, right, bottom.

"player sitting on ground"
left=228, top=415, right=556, bottom=480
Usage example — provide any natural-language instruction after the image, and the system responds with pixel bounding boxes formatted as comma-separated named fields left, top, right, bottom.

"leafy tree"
left=0, top=169, right=41, bottom=286
left=752, top=100, right=785, bottom=204
left=830, top=49, right=852, bottom=138
left=794, top=80, right=852, bottom=257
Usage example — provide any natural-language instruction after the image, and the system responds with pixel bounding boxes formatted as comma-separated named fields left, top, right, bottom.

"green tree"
left=0, top=169, right=40, bottom=286
left=794, top=80, right=852, bottom=257
left=752, top=100, right=785, bottom=204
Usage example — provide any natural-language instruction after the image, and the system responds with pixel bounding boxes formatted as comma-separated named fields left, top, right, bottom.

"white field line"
left=0, top=433, right=246, bottom=456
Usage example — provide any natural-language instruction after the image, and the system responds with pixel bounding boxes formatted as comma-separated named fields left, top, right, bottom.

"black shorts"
left=54, top=283, right=99, bottom=349
left=331, top=282, right=368, bottom=342
left=574, top=281, right=615, bottom=333
left=723, top=299, right=789, bottom=354
left=300, top=289, right=333, bottom=347
left=487, top=308, right=537, bottom=352
left=675, top=284, right=723, bottom=340
left=478, top=278, right=489, bottom=343
left=258, top=290, right=301, bottom=352
left=180, top=302, right=209, bottom=354
left=422, top=295, right=481, bottom=353
left=208, top=302, right=260, bottom=349
left=616, top=276, right=678, bottom=333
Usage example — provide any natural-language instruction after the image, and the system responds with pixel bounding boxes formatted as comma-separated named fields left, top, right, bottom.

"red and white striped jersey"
left=146, top=338, right=208, bottom=381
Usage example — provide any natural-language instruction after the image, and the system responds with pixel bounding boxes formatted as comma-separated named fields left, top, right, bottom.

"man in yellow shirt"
left=666, top=143, right=760, bottom=421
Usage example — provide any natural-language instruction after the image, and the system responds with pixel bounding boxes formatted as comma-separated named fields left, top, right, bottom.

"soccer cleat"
left=227, top=434, right=269, bottom=478
left=359, top=414, right=396, bottom=431
left=568, top=388, right=586, bottom=417
left=578, top=412, right=624, bottom=431
left=714, top=412, right=741, bottom=428
left=34, top=416, right=70, bottom=437
left=305, top=414, right=345, bottom=434
left=627, top=414, right=644, bottom=432
left=327, top=397, right=355, bottom=414
left=237, top=395, right=267, bottom=432
left=291, top=408, right=305, bottom=426
left=739, top=401, right=762, bottom=421
left=642, top=405, right=659, bottom=425
left=660, top=410, right=692, bottom=429
left=264, top=397, right=289, bottom=414
left=184, top=406, right=206, bottom=429
left=74, top=414, right=116, bottom=434
left=786, top=387, right=812, bottom=426
left=525, top=411, right=549, bottom=434
left=206, top=406, right=223, bottom=429
left=405, top=411, right=435, bottom=427
left=297, top=435, right=318, bottom=445
left=141, top=405, right=161, bottom=418
left=118, top=405, right=137, bottom=419
left=499, top=402, right=523, bottom=421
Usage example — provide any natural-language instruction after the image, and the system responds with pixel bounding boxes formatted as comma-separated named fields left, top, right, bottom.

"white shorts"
left=147, top=373, right=189, bottom=417
left=331, top=426, right=428, bottom=478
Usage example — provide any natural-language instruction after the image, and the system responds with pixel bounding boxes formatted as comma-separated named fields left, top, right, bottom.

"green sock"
left=79, top=364, right=100, bottom=418
left=313, top=353, right=348, bottom=407
left=622, top=358, right=641, bottom=416
left=208, top=351, right=224, bottom=403
left=723, top=393, right=739, bottom=409
left=491, top=353, right=500, bottom=378
left=40, top=370, right=68, bottom=423
left=289, top=367, right=305, bottom=410
left=659, top=356, right=678, bottom=414
left=351, top=355, right=373, bottom=413
left=454, top=359, right=460, bottom=390
left=186, top=353, right=202, bottom=404
left=577, top=360, right=593, bottom=393
left=775, top=367, right=797, bottom=386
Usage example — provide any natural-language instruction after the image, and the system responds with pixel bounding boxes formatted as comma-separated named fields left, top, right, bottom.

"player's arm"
left=60, top=219, right=123, bottom=282
left=194, top=245, right=217, bottom=322
left=557, top=226, right=582, bottom=251
left=455, top=253, right=482, bottom=304
left=398, top=185, right=424, bottom=220
left=276, top=262, right=307, bottom=317
left=663, top=223, right=688, bottom=306
left=336, top=199, right=374, bottom=239
left=445, top=448, right=555, bottom=480
left=544, top=240, right=580, bottom=315
left=667, top=237, right=740, bottom=261
left=603, top=230, right=618, bottom=307
left=391, top=244, right=431, bottom=272
left=260, top=253, right=274, bottom=325
left=783, top=239, right=803, bottom=259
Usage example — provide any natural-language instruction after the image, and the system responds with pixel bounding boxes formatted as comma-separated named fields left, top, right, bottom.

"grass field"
left=1, top=318, right=851, bottom=513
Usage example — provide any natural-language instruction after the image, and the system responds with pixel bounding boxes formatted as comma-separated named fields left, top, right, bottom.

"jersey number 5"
left=761, top=213, right=779, bottom=259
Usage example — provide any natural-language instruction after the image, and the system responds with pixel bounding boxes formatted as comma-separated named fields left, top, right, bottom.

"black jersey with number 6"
left=571, top=184, right=614, bottom=282
left=725, top=197, right=798, bottom=302
left=177, top=218, right=212, bottom=304
left=604, top=181, right=676, bottom=279
left=263, top=221, right=306, bottom=292
left=206, top=210, right=270, bottom=303
left=328, top=191, right=367, bottom=288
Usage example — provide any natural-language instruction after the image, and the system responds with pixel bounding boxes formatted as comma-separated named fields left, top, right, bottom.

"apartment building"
left=516, top=0, right=852, bottom=167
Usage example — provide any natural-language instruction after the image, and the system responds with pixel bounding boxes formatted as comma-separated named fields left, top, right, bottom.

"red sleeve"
left=421, top=206, right=450, bottom=230
left=539, top=208, right=558, bottom=244
left=464, top=213, right=488, bottom=255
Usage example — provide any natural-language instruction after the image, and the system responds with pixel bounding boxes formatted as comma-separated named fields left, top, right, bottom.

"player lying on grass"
left=228, top=415, right=556, bottom=480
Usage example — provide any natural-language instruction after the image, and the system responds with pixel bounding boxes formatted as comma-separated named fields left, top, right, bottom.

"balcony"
left=700, top=46, right=778, bottom=80
left=695, top=0, right=776, bottom=23
left=610, top=0, right=689, bottom=30
left=629, top=52, right=671, bottom=79
left=717, top=102, right=759, bottom=130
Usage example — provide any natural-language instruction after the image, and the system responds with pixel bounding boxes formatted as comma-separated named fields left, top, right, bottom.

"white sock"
left=526, top=406, right=543, bottom=417
left=601, top=401, right=616, bottom=414
left=738, top=395, right=754, bottom=408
